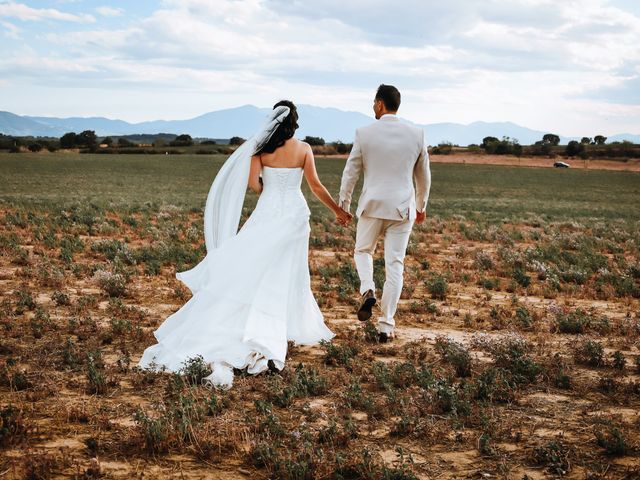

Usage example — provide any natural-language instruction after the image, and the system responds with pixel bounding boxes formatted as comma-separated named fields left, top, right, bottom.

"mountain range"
left=1, top=105, right=638, bottom=145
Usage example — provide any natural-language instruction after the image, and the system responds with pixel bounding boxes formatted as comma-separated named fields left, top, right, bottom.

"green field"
left=2, top=152, right=640, bottom=478
left=1, top=153, right=639, bottom=222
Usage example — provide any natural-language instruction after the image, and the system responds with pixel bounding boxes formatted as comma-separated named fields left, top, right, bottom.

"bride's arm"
left=248, top=155, right=263, bottom=193
left=303, top=144, right=351, bottom=225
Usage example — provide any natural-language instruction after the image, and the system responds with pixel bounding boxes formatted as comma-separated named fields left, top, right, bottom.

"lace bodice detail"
left=252, top=167, right=310, bottom=219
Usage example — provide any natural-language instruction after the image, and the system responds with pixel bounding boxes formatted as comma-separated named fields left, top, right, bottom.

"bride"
left=138, top=100, right=351, bottom=388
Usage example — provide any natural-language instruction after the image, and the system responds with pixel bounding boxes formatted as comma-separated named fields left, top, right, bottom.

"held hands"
left=415, top=210, right=426, bottom=224
left=335, top=207, right=353, bottom=226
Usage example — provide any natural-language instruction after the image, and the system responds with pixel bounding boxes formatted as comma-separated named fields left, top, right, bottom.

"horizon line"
left=1, top=106, right=638, bottom=139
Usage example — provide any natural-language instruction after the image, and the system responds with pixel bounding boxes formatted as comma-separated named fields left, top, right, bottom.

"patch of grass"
left=178, top=355, right=212, bottom=386
left=0, top=405, right=26, bottom=447
left=51, top=290, right=70, bottom=306
left=597, top=376, right=619, bottom=393
left=380, top=448, right=418, bottom=480
left=574, top=339, right=605, bottom=367
left=249, top=441, right=280, bottom=469
left=474, top=251, right=494, bottom=270
left=477, top=277, right=500, bottom=290
left=425, top=274, right=448, bottom=300
left=7, top=369, right=32, bottom=391
left=594, top=426, right=628, bottom=456
left=321, top=340, right=359, bottom=369
left=254, top=400, right=285, bottom=438
left=14, top=289, right=36, bottom=313
left=483, top=337, right=543, bottom=385
left=21, top=450, right=60, bottom=480
left=554, top=308, right=596, bottom=334
left=342, top=378, right=385, bottom=418
left=478, top=432, right=499, bottom=457
left=514, top=306, right=534, bottom=329
left=94, top=269, right=128, bottom=297
left=35, top=261, right=64, bottom=287
left=133, top=408, right=172, bottom=454
left=434, top=336, right=472, bottom=377
left=531, top=437, right=571, bottom=475
left=86, top=350, right=107, bottom=394
left=512, top=266, right=531, bottom=288
left=429, top=378, right=471, bottom=416
left=91, top=239, right=135, bottom=264
left=267, top=363, right=328, bottom=407
left=474, top=367, right=517, bottom=403
left=362, top=319, right=380, bottom=343
left=409, top=298, right=439, bottom=314
left=337, top=262, right=360, bottom=294
left=372, top=361, right=430, bottom=392
left=547, top=353, right=572, bottom=390
left=611, top=351, right=626, bottom=370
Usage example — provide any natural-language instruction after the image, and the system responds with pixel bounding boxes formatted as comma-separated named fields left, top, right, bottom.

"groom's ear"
left=373, top=99, right=383, bottom=117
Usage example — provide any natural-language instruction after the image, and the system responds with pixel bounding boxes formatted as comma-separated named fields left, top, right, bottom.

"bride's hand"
left=335, top=207, right=352, bottom=226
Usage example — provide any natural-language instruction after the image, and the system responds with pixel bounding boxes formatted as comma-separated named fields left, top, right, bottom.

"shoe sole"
left=357, top=297, right=376, bottom=321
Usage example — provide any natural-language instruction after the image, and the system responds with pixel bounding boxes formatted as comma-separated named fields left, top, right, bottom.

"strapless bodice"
left=261, top=166, right=304, bottom=192
left=252, top=167, right=310, bottom=219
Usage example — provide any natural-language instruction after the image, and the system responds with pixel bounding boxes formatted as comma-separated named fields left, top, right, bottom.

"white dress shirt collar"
left=379, top=113, right=399, bottom=121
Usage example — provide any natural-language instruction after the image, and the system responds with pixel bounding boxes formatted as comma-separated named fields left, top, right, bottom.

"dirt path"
left=430, top=154, right=640, bottom=171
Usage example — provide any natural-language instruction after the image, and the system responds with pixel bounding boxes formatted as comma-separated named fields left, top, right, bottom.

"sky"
left=1, top=0, right=639, bottom=136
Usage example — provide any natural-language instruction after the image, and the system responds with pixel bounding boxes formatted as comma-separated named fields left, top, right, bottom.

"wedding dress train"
left=138, top=166, right=334, bottom=387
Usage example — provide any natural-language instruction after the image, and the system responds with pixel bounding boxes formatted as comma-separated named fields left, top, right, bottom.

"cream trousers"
left=354, top=216, right=414, bottom=334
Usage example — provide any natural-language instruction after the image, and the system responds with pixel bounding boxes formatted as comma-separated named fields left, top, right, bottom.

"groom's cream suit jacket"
left=339, top=114, right=431, bottom=221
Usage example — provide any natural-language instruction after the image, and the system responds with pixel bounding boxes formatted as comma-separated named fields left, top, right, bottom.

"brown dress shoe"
left=357, top=289, right=376, bottom=321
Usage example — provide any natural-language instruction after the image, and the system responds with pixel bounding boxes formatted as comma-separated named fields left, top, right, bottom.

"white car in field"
left=553, top=161, right=570, bottom=168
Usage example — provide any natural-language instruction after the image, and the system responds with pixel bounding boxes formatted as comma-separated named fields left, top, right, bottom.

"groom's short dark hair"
left=375, top=84, right=401, bottom=111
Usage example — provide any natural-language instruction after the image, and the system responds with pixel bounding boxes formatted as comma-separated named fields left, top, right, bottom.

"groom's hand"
left=336, top=208, right=352, bottom=226
left=415, top=210, right=426, bottom=224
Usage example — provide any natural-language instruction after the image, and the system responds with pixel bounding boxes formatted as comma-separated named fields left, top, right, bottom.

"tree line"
left=432, top=133, right=639, bottom=159
left=1, top=131, right=637, bottom=159
left=0, top=132, right=232, bottom=154
left=0, top=132, right=354, bottom=155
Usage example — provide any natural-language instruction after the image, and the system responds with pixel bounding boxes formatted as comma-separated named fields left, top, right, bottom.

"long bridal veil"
left=176, top=105, right=291, bottom=293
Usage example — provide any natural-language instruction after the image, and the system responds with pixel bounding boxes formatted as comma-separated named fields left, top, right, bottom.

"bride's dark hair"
left=255, top=100, right=299, bottom=155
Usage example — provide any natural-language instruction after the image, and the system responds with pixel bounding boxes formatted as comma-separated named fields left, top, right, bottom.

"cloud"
left=96, top=6, right=123, bottom=17
left=584, top=75, right=640, bottom=105
left=1, top=19, right=20, bottom=38
left=0, top=55, right=100, bottom=78
left=0, top=0, right=638, bottom=135
left=265, top=0, right=640, bottom=73
left=0, top=1, right=95, bottom=22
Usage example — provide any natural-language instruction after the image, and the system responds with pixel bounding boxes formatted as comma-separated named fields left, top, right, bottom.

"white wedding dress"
left=138, top=166, right=334, bottom=387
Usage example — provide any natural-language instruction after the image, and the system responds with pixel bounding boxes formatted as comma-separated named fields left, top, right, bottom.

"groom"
left=339, top=84, right=431, bottom=342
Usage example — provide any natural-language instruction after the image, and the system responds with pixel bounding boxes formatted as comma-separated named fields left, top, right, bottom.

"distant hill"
left=423, top=121, right=575, bottom=146
left=1, top=107, right=637, bottom=145
left=608, top=133, right=640, bottom=144
left=0, top=111, right=60, bottom=137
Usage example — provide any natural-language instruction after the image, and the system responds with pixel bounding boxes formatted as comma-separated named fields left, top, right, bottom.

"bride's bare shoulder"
left=284, top=138, right=311, bottom=155
left=285, top=137, right=304, bottom=147
left=293, top=138, right=312, bottom=151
